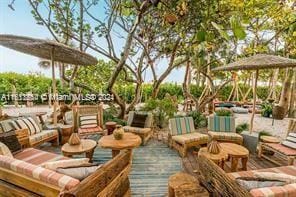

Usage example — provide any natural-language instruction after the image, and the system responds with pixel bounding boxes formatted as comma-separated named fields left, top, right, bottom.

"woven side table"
left=168, top=172, right=209, bottom=197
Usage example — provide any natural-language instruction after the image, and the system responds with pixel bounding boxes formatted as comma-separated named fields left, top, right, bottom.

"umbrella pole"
left=250, top=69, right=259, bottom=133
left=51, top=48, right=57, bottom=126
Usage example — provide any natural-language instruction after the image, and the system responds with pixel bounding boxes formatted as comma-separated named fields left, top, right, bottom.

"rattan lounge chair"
left=168, top=117, right=209, bottom=157
left=73, top=104, right=104, bottom=136
left=123, top=111, right=153, bottom=145
left=258, top=119, right=296, bottom=165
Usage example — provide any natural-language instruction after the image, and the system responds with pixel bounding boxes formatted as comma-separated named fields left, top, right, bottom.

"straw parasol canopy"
left=213, top=54, right=296, bottom=71
left=213, top=54, right=296, bottom=133
left=0, top=34, right=98, bottom=125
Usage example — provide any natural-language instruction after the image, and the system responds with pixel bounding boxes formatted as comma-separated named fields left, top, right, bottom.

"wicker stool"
left=168, top=172, right=209, bottom=197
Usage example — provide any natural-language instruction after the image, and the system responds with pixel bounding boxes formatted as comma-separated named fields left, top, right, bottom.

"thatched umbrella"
left=212, top=54, right=296, bottom=132
left=0, top=34, right=98, bottom=125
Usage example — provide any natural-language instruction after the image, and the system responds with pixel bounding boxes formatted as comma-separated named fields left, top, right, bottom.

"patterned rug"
left=40, top=136, right=182, bottom=197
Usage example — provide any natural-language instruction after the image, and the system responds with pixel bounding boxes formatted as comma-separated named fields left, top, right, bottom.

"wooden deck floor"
left=182, top=149, right=290, bottom=182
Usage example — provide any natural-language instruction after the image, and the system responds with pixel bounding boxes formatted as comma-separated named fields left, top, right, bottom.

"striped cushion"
left=0, top=155, right=80, bottom=190
left=78, top=126, right=103, bottom=134
left=123, top=126, right=151, bottom=134
left=127, top=111, right=153, bottom=128
left=14, top=148, right=68, bottom=166
left=79, top=115, right=98, bottom=128
left=282, top=133, right=296, bottom=149
left=208, top=131, right=243, bottom=144
left=29, top=130, right=58, bottom=145
left=10, top=117, right=41, bottom=135
left=169, top=117, right=195, bottom=136
left=264, top=143, right=296, bottom=156
left=228, top=166, right=296, bottom=197
left=208, top=115, right=235, bottom=132
left=172, top=132, right=209, bottom=145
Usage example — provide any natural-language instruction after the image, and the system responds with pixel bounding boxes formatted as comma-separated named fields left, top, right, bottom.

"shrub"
left=236, top=123, right=249, bottom=133
left=188, top=111, right=207, bottom=128
left=261, top=102, right=272, bottom=118
left=215, top=109, right=232, bottom=116
left=103, top=107, right=127, bottom=126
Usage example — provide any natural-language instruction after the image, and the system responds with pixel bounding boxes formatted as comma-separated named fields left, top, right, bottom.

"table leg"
left=241, top=157, right=248, bottom=171
left=231, top=157, right=239, bottom=172
left=86, top=148, right=95, bottom=162
left=112, top=150, right=120, bottom=158
left=221, top=159, right=225, bottom=170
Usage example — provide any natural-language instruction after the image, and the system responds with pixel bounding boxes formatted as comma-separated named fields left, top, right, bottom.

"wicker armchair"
left=123, top=111, right=153, bottom=145
left=168, top=117, right=209, bottom=157
left=73, top=104, right=104, bottom=135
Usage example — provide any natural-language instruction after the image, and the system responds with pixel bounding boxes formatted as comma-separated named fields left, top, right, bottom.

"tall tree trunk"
left=288, top=69, right=296, bottom=118
left=279, top=68, right=293, bottom=114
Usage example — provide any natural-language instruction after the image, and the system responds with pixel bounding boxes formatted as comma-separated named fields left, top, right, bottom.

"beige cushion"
left=123, top=126, right=151, bottom=134
left=254, top=172, right=296, bottom=184
left=57, top=165, right=101, bottom=181
left=172, top=132, right=209, bottom=145
left=41, top=158, right=89, bottom=170
left=208, top=131, right=243, bottom=143
left=0, top=142, right=13, bottom=158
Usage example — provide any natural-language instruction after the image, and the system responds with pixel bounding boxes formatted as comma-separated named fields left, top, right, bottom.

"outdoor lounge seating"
left=208, top=114, right=243, bottom=145
left=258, top=119, right=296, bottom=165
left=198, top=153, right=296, bottom=197
left=123, top=111, right=153, bottom=145
left=73, top=104, right=104, bottom=135
left=0, top=117, right=59, bottom=147
left=0, top=146, right=132, bottom=196
left=168, top=117, right=209, bottom=157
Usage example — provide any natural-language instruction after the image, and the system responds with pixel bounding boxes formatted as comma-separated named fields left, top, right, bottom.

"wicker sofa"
left=168, top=117, right=209, bottom=157
left=0, top=117, right=59, bottom=147
left=0, top=148, right=132, bottom=197
left=198, top=154, right=296, bottom=197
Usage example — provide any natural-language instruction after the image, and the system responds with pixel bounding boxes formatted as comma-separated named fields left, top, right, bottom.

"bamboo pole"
left=51, top=48, right=57, bottom=125
left=250, top=69, right=259, bottom=133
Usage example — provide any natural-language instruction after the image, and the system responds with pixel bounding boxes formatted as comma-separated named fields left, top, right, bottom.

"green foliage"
left=236, top=123, right=249, bottom=133
left=187, top=111, right=207, bottom=128
left=215, top=109, right=232, bottom=116
left=261, top=102, right=273, bottom=117
left=103, top=107, right=127, bottom=126
left=258, top=131, right=272, bottom=141
left=141, top=96, right=177, bottom=128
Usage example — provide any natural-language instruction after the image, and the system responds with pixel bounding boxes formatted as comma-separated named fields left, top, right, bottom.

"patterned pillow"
left=10, top=117, right=41, bottom=135
left=0, top=131, right=21, bottom=154
left=41, top=158, right=90, bottom=171
left=79, top=114, right=98, bottom=128
left=0, top=142, right=13, bottom=158
left=131, top=114, right=147, bottom=128
left=282, top=133, right=296, bottom=149
left=57, top=164, right=101, bottom=181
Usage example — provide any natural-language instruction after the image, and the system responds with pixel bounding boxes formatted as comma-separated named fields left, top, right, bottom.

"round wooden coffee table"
left=62, top=139, right=97, bottom=162
left=198, top=147, right=228, bottom=169
left=220, top=143, right=249, bottom=172
left=98, top=132, right=141, bottom=158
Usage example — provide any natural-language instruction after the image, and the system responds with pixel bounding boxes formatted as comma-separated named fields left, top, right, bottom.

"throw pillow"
left=41, top=158, right=90, bottom=171
left=56, top=164, right=101, bottom=181
left=282, top=132, right=296, bottom=149
left=236, top=177, right=286, bottom=191
left=79, top=114, right=98, bottom=128
left=0, top=131, right=22, bottom=154
left=254, top=172, right=296, bottom=184
left=131, top=113, right=147, bottom=128
left=0, top=142, right=13, bottom=158
left=10, top=117, right=41, bottom=135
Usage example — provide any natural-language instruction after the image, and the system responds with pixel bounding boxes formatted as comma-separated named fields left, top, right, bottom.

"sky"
left=0, top=1, right=185, bottom=83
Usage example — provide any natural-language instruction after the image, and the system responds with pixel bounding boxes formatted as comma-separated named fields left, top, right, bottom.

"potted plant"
left=261, top=102, right=272, bottom=118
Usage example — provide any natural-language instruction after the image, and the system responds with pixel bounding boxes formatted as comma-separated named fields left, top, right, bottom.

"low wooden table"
left=98, top=132, right=141, bottom=158
left=62, top=139, right=97, bottom=162
left=168, top=172, right=209, bottom=197
left=220, top=143, right=249, bottom=172
left=198, top=147, right=228, bottom=169
left=260, top=136, right=280, bottom=143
